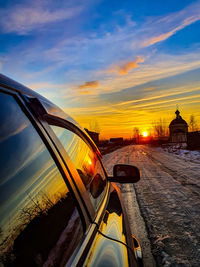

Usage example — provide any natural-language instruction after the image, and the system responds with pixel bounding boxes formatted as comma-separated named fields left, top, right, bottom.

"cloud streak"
left=141, top=2, right=200, bottom=47
left=142, top=16, right=200, bottom=47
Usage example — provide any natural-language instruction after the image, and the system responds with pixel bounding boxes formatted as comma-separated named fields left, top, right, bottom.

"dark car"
left=0, top=74, right=142, bottom=267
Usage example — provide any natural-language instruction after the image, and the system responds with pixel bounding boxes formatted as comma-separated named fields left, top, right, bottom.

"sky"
left=0, top=0, right=200, bottom=138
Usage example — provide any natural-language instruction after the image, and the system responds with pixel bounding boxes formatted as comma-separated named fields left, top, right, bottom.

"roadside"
left=120, top=183, right=156, bottom=267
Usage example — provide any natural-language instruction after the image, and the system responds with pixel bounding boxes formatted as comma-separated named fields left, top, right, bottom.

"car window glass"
left=0, top=92, right=83, bottom=267
left=50, top=126, right=107, bottom=211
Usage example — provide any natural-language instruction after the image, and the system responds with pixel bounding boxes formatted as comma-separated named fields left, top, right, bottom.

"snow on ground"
left=103, top=145, right=200, bottom=267
left=162, top=145, right=200, bottom=164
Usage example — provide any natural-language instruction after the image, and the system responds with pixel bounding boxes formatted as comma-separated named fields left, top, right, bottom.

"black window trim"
left=43, top=114, right=101, bottom=157
left=43, top=114, right=109, bottom=180
left=36, top=119, right=96, bottom=221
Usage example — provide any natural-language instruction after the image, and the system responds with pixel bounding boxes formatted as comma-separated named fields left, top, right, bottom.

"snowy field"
left=103, top=145, right=200, bottom=267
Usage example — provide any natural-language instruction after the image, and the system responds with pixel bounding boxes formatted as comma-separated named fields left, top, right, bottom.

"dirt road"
left=103, top=145, right=200, bottom=267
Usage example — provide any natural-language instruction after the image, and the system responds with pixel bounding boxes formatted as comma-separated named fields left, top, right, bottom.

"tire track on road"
left=131, top=146, right=200, bottom=266
left=144, top=150, right=200, bottom=198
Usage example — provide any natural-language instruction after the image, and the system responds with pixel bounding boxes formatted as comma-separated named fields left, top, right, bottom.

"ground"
left=103, top=145, right=200, bottom=267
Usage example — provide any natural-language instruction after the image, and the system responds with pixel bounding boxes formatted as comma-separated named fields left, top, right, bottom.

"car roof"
left=0, top=73, right=51, bottom=102
left=0, top=73, right=100, bottom=154
left=0, top=73, right=80, bottom=125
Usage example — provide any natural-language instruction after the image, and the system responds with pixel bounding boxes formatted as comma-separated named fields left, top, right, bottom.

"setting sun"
left=142, top=131, right=148, bottom=137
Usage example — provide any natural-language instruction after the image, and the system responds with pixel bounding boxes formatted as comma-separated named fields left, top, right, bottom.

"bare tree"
left=133, top=127, right=140, bottom=143
left=19, top=192, right=58, bottom=226
left=152, top=119, right=169, bottom=137
left=189, top=114, right=198, bottom=132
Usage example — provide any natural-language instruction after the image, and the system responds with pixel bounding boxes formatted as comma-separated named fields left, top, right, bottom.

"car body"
left=0, top=74, right=142, bottom=267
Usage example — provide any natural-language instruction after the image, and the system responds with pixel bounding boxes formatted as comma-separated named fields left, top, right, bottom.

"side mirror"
left=90, top=173, right=106, bottom=198
left=108, top=164, right=140, bottom=183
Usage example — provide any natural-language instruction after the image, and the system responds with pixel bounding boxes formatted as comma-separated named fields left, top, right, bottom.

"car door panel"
left=84, top=186, right=138, bottom=267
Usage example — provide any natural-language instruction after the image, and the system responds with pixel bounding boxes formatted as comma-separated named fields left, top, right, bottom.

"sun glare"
left=143, top=131, right=148, bottom=137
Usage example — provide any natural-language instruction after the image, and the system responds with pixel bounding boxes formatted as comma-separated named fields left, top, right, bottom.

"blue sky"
left=0, top=0, right=200, bottom=137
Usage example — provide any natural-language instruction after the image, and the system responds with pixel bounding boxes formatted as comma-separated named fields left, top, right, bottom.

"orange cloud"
left=77, top=90, right=91, bottom=95
left=107, top=56, right=144, bottom=75
left=78, top=81, right=99, bottom=89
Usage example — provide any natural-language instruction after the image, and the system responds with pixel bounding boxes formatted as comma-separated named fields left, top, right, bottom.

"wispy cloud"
left=142, top=16, right=200, bottom=47
left=141, top=2, right=200, bottom=47
left=107, top=56, right=144, bottom=75
left=0, top=3, right=82, bottom=34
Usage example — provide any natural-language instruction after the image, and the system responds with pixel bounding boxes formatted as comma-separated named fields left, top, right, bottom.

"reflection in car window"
left=0, top=93, right=83, bottom=267
left=50, top=126, right=107, bottom=211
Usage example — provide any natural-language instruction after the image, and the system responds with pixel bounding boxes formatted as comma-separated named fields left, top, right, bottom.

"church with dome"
left=169, top=109, right=188, bottom=143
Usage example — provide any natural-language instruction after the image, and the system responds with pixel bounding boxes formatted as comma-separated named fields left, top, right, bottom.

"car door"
left=38, top=114, right=138, bottom=267
left=0, top=89, right=90, bottom=267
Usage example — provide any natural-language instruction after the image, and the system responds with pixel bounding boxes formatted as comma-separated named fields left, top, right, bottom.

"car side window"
left=0, top=92, right=83, bottom=267
left=50, top=126, right=107, bottom=211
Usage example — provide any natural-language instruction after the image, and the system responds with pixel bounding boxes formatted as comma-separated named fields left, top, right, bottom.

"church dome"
left=169, top=117, right=188, bottom=126
left=169, top=110, right=188, bottom=127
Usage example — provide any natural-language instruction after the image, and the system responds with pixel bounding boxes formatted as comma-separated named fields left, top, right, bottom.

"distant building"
left=109, top=137, right=123, bottom=144
left=85, top=129, right=99, bottom=145
left=169, top=109, right=188, bottom=143
left=187, top=131, right=200, bottom=149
